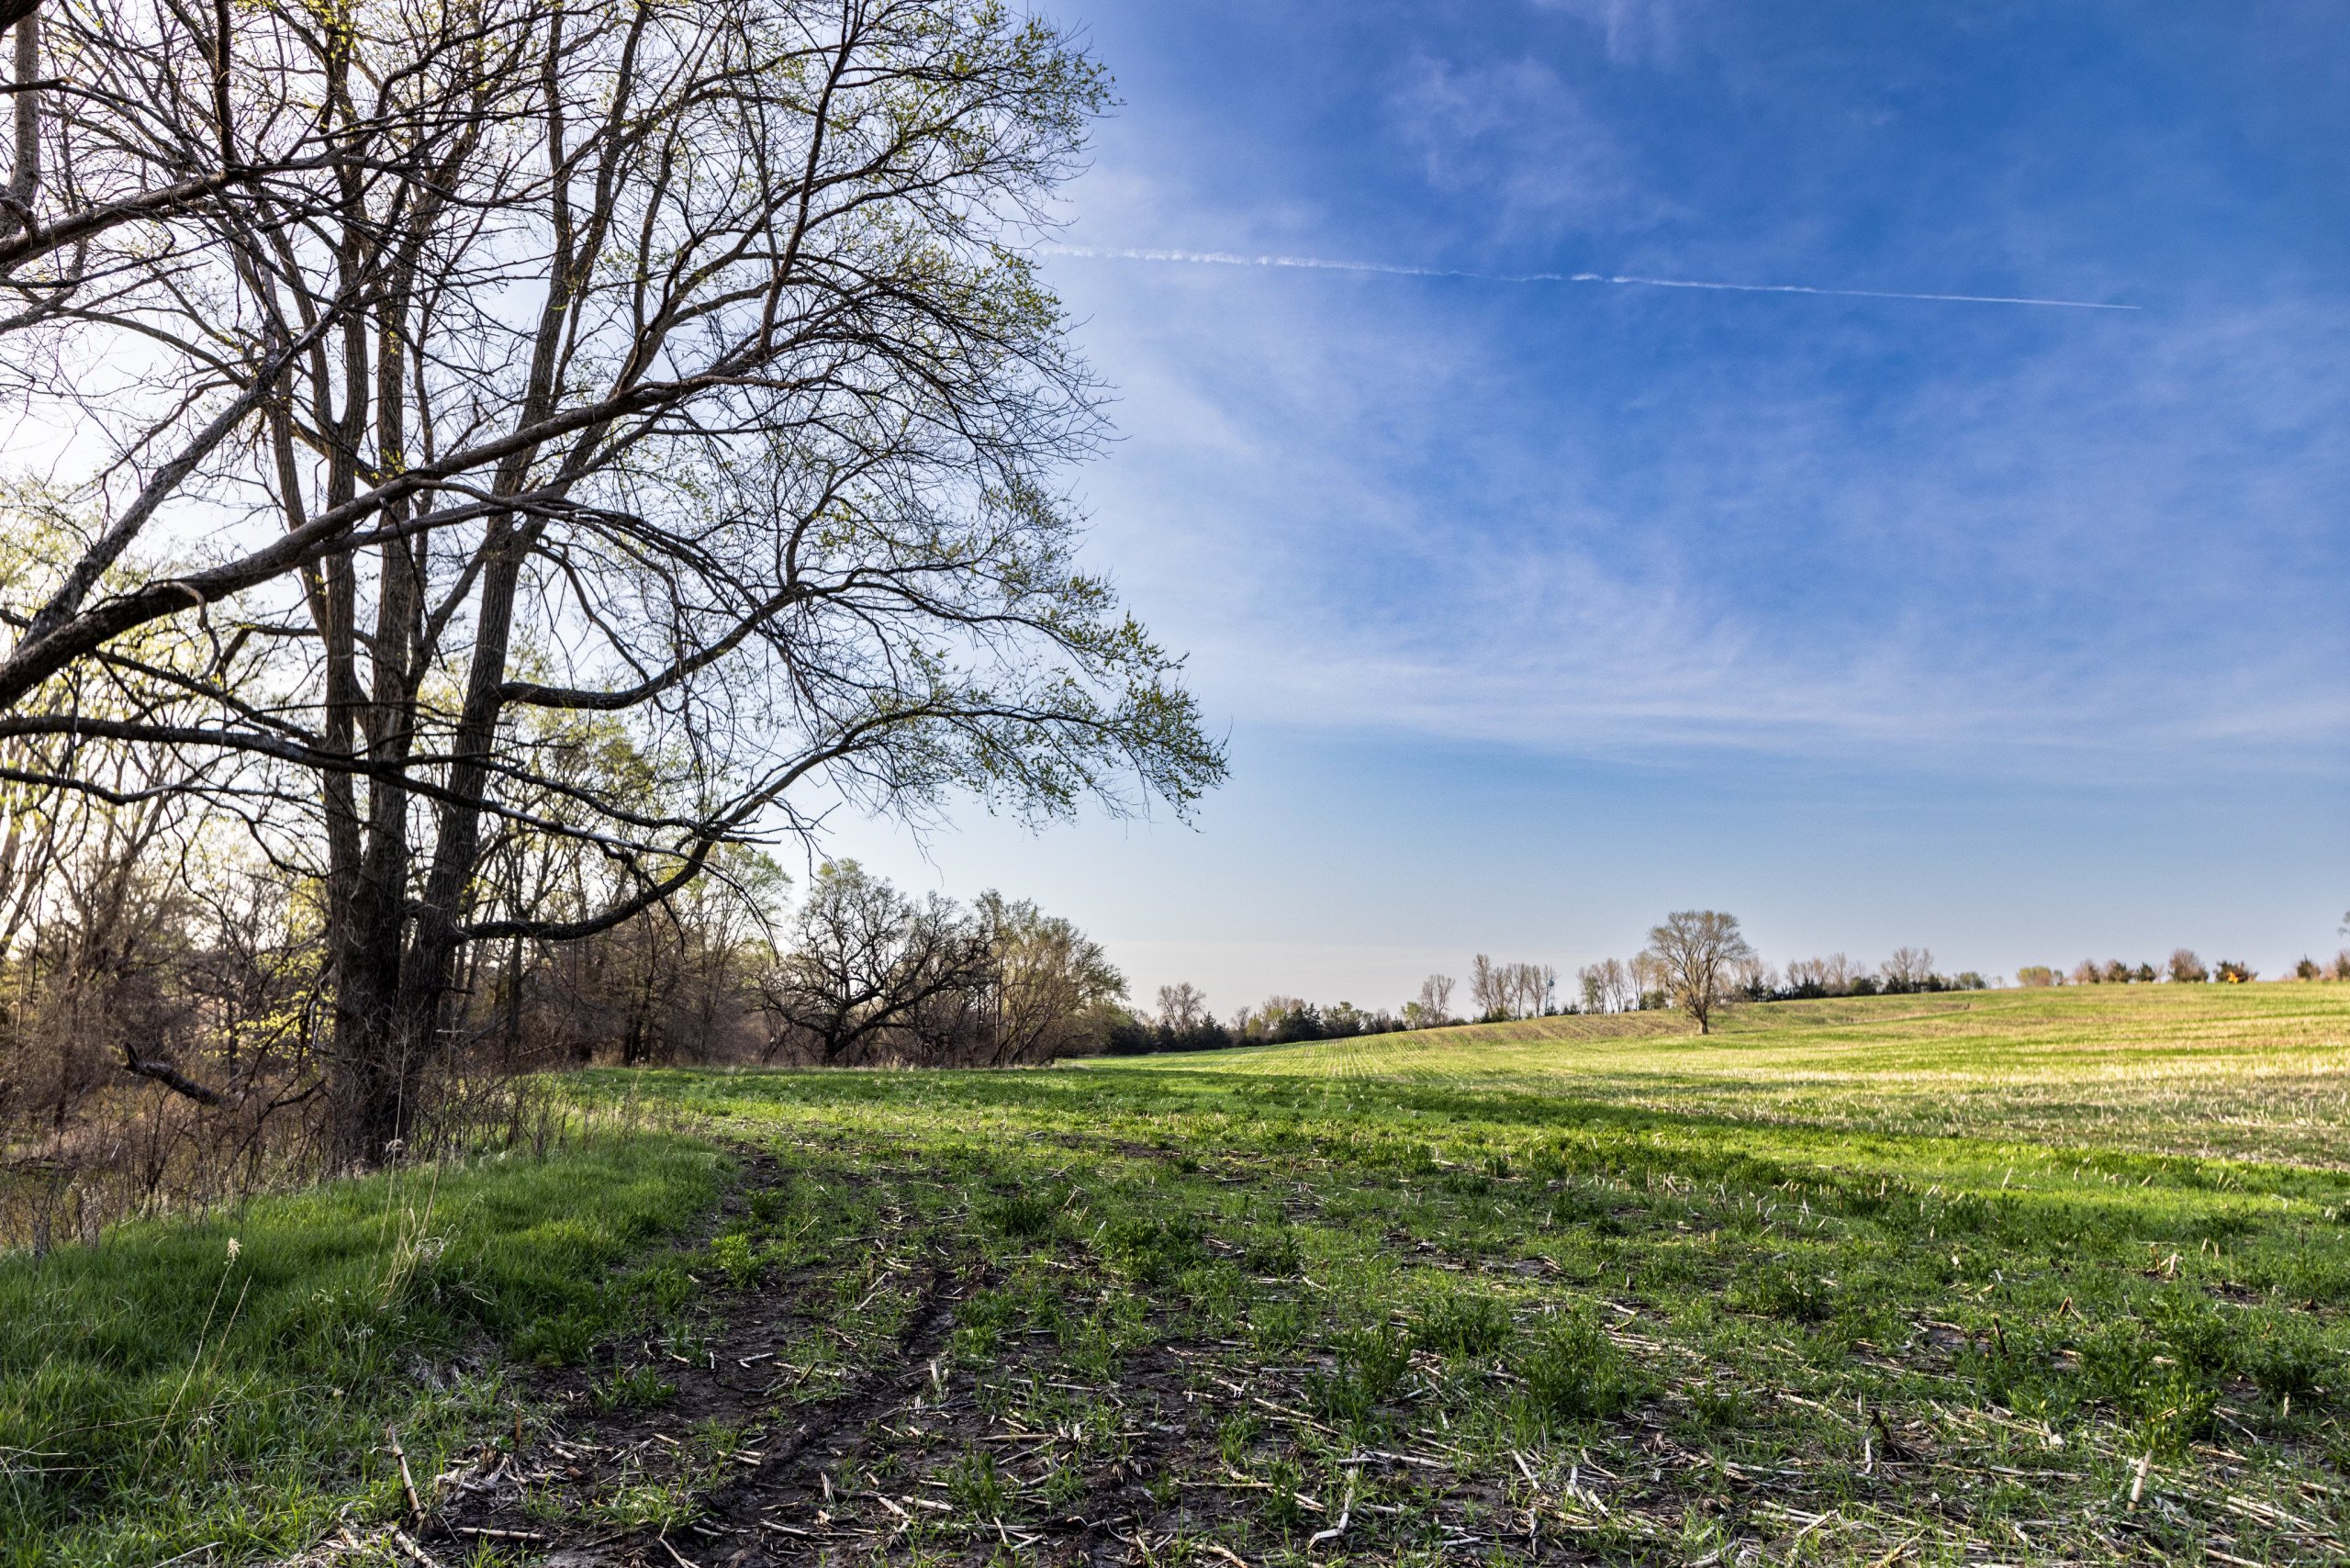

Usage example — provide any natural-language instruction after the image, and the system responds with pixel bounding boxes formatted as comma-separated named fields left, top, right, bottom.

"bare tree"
left=1468, top=955, right=1502, bottom=1019
left=757, top=863, right=989, bottom=1065
left=1785, top=953, right=1863, bottom=996
left=2167, top=948, right=2208, bottom=984
left=1639, top=910, right=1754, bottom=1035
left=1880, top=946, right=1934, bottom=991
left=1503, top=961, right=1555, bottom=1018
left=1628, top=950, right=1666, bottom=1007
left=1465, top=958, right=1552, bottom=1021
left=1156, top=982, right=1208, bottom=1031
left=1729, top=955, right=1777, bottom=1001
left=1416, top=973, right=1455, bottom=1025
left=0, top=0, right=1219, bottom=1160
left=1577, top=958, right=1631, bottom=1014
left=972, top=890, right=1124, bottom=1066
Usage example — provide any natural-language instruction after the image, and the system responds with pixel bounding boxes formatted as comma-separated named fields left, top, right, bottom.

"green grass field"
left=1179, top=983, right=2350, bottom=1167
left=6, top=985, right=2350, bottom=1565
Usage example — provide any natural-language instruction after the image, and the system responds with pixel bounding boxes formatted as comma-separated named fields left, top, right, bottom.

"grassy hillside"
left=1132, top=984, right=2350, bottom=1166
left=6, top=985, right=2350, bottom=1565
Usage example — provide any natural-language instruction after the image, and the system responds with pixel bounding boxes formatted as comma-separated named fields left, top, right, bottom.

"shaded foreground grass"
left=6, top=986, right=2350, bottom=1564
left=0, top=1135, right=724, bottom=1563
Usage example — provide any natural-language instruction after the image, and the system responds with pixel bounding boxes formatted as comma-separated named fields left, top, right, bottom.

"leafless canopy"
left=1639, top=910, right=1753, bottom=1036
left=0, top=0, right=1222, bottom=1159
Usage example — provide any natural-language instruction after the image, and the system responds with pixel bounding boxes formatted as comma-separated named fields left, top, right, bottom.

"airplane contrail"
left=1040, top=244, right=2137, bottom=311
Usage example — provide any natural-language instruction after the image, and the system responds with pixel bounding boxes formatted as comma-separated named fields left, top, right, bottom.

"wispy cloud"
left=1533, top=0, right=1698, bottom=68
left=1386, top=55, right=1643, bottom=230
left=1041, top=244, right=2139, bottom=312
left=1046, top=243, right=2340, bottom=778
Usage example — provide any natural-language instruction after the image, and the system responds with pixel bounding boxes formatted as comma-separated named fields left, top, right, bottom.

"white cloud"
left=1385, top=55, right=1656, bottom=233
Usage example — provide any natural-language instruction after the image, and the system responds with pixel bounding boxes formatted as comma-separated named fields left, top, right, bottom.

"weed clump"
left=946, top=1450, right=1010, bottom=1517
left=1731, top=1263, right=1835, bottom=1324
left=2234, top=1311, right=2334, bottom=1404
left=1249, top=1299, right=1311, bottom=1352
left=1514, top=1311, right=1644, bottom=1426
left=591, top=1361, right=676, bottom=1412
left=1309, top=1321, right=1412, bottom=1426
left=984, top=1192, right=1061, bottom=1241
left=1242, top=1227, right=1303, bottom=1277
left=1413, top=1292, right=1515, bottom=1359
left=711, top=1230, right=767, bottom=1288
left=1101, top=1215, right=1203, bottom=1285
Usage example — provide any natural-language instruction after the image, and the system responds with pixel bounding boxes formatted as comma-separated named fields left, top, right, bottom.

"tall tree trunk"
left=341, top=518, right=528, bottom=1164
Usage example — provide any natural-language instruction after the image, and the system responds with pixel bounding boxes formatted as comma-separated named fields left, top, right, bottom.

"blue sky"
left=828, top=0, right=2350, bottom=1013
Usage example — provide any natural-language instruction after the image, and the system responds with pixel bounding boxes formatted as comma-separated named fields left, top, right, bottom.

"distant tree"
left=1416, top=973, right=1457, bottom=1025
left=2296, top=957, right=2322, bottom=981
left=1237, top=996, right=1316, bottom=1043
left=2069, top=960, right=2104, bottom=986
left=759, top=864, right=990, bottom=1066
left=1156, top=982, right=1210, bottom=1031
left=1729, top=956, right=1778, bottom=1002
left=1639, top=911, right=1754, bottom=1036
left=973, top=892, right=1126, bottom=1066
left=1490, top=960, right=1554, bottom=1019
left=1881, top=947, right=1935, bottom=992
left=1577, top=958, right=1632, bottom=1014
left=1523, top=963, right=1559, bottom=1017
left=1952, top=971, right=1992, bottom=991
left=2015, top=965, right=2058, bottom=988
left=1787, top=953, right=1866, bottom=997
left=2215, top=960, right=2256, bottom=984
left=1100, top=1011, right=1158, bottom=1057
left=2131, top=962, right=2157, bottom=983
left=2333, top=952, right=2350, bottom=983
left=2167, top=948, right=2209, bottom=984
left=1629, top=950, right=1670, bottom=1010
left=1469, top=956, right=1505, bottom=1021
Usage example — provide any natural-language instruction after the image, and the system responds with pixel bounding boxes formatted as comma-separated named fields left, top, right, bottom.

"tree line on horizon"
left=1104, top=912, right=2350, bottom=1060
left=2014, top=948, right=2350, bottom=987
